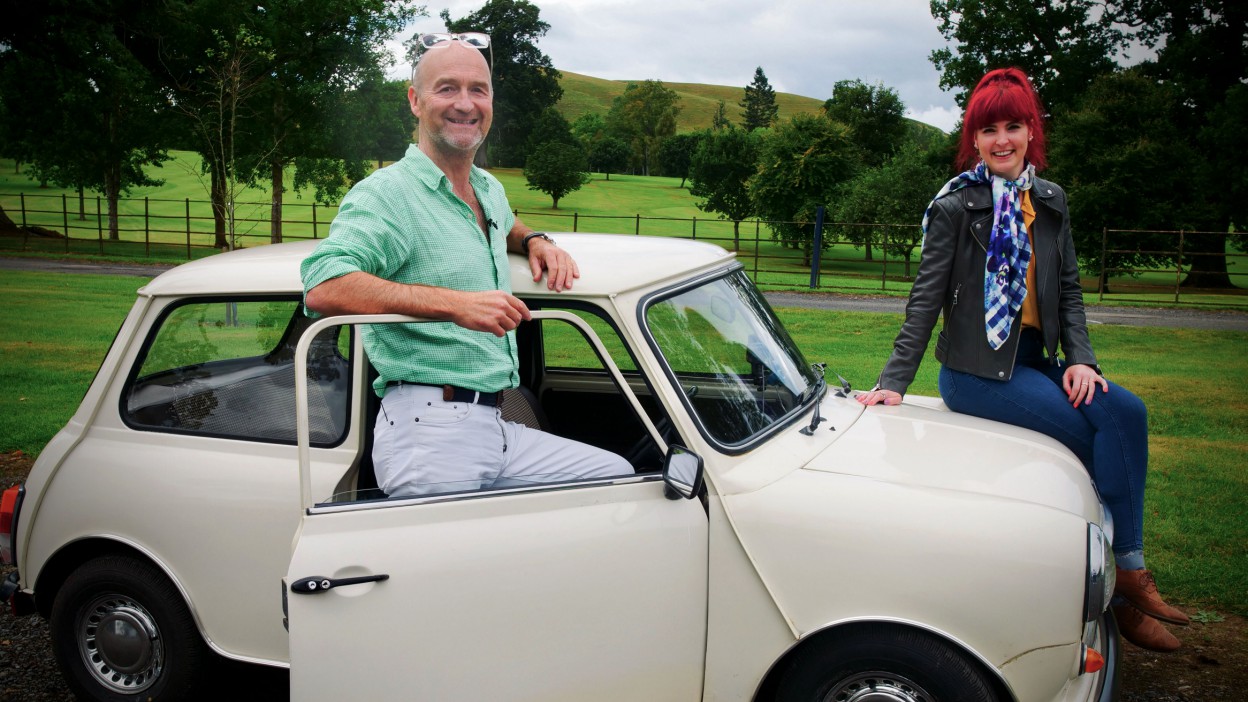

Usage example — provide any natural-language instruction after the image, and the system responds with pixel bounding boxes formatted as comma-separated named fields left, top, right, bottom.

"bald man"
left=302, top=36, right=630, bottom=497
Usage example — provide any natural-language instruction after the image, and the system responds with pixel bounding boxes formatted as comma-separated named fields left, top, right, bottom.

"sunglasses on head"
left=418, top=32, right=490, bottom=50
left=411, top=32, right=493, bottom=83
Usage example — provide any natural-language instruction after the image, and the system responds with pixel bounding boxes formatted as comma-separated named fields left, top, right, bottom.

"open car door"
left=284, top=313, right=710, bottom=700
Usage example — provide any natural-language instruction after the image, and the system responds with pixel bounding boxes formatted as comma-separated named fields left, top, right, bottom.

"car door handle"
left=290, top=573, right=389, bottom=594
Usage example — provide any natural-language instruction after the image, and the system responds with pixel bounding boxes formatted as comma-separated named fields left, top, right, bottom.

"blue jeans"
left=937, top=329, right=1148, bottom=557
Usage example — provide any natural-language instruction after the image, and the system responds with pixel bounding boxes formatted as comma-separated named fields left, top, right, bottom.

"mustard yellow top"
left=1020, top=189, right=1040, bottom=329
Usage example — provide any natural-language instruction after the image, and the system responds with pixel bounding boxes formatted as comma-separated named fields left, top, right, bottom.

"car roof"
left=138, top=234, right=737, bottom=299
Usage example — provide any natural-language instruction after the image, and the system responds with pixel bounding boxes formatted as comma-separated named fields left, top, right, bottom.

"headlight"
left=1083, top=522, right=1115, bottom=622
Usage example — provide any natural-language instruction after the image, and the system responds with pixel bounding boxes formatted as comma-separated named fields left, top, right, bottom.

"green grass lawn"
left=2, top=269, right=1243, bottom=615
left=3, top=153, right=1244, bottom=307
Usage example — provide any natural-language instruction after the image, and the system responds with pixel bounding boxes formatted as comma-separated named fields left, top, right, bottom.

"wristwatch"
left=522, top=232, right=555, bottom=254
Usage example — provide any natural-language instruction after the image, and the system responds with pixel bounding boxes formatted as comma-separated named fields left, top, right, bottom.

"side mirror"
left=662, top=445, right=704, bottom=500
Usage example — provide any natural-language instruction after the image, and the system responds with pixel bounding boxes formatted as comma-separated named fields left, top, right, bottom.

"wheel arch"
left=33, top=537, right=203, bottom=640
left=751, top=619, right=1016, bottom=702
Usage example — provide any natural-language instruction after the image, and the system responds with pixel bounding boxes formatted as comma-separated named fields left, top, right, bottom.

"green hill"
left=555, top=70, right=826, bottom=132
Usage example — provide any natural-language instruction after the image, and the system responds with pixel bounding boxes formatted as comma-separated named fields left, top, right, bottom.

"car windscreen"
left=642, top=269, right=819, bottom=450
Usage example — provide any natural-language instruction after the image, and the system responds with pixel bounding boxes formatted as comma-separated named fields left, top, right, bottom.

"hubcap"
left=77, top=594, right=163, bottom=694
left=824, top=671, right=934, bottom=702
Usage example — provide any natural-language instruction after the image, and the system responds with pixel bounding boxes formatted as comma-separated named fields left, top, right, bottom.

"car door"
left=284, top=313, right=710, bottom=701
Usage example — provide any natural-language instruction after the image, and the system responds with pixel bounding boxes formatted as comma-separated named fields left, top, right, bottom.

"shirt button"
left=998, top=371, right=1005, bottom=378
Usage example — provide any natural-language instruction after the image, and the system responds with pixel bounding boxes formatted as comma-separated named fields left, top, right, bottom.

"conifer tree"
left=739, top=67, right=778, bottom=131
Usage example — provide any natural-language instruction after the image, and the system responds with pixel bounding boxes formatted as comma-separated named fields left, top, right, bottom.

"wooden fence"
left=2, top=191, right=1243, bottom=307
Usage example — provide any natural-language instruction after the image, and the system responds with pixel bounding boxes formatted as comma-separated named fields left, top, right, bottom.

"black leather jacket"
left=878, top=176, right=1098, bottom=395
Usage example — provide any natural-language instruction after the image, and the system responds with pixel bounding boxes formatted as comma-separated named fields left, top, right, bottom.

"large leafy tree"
left=834, top=142, right=948, bottom=275
left=247, top=0, right=417, bottom=243
left=656, top=133, right=704, bottom=188
left=524, top=142, right=589, bottom=208
left=749, top=114, right=860, bottom=265
left=0, top=0, right=171, bottom=239
left=739, top=67, right=779, bottom=131
left=441, top=0, right=562, bottom=167
left=822, top=80, right=907, bottom=168
left=929, top=0, right=1123, bottom=113
left=689, top=127, right=761, bottom=250
left=606, top=80, right=681, bottom=176
left=1110, top=0, right=1247, bottom=286
left=588, top=137, right=631, bottom=180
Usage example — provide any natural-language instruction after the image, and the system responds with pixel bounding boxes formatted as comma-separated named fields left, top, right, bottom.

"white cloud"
left=386, top=0, right=960, bottom=131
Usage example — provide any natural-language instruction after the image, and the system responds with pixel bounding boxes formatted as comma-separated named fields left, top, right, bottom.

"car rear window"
left=121, top=298, right=352, bottom=446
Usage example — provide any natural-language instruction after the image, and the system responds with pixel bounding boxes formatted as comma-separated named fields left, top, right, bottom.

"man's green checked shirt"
left=301, top=144, right=519, bottom=396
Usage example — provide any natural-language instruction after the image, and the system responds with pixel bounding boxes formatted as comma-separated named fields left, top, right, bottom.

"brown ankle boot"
left=1113, top=603, right=1181, bottom=652
left=1115, top=568, right=1190, bottom=625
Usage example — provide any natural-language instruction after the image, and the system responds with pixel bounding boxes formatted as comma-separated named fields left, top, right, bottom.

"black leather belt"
left=385, top=381, right=501, bottom=407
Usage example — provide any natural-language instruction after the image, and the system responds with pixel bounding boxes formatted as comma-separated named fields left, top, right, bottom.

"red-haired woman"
left=857, top=68, right=1187, bottom=652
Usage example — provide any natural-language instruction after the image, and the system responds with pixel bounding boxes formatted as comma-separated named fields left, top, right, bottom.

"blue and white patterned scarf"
left=921, top=161, right=1034, bottom=350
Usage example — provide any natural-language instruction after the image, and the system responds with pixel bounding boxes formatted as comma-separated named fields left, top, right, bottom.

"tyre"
left=775, top=624, right=1001, bottom=702
left=50, top=555, right=209, bottom=701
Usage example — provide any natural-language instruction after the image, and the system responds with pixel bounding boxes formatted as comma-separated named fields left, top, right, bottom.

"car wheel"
left=775, top=625, right=1000, bottom=702
left=50, top=555, right=209, bottom=702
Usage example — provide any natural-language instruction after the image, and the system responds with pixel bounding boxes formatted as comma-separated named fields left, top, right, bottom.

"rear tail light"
left=0, top=485, right=23, bottom=566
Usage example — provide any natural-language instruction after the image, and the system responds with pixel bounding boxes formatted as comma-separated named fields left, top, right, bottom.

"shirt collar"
left=402, top=144, right=493, bottom=198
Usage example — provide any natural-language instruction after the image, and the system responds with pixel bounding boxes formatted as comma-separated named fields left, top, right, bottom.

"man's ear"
left=408, top=85, right=421, bottom=119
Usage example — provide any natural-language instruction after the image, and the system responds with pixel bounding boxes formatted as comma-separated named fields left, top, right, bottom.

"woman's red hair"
left=956, top=67, right=1047, bottom=171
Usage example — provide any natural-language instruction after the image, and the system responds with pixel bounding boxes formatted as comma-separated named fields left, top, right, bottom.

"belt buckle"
left=442, top=385, right=455, bottom=402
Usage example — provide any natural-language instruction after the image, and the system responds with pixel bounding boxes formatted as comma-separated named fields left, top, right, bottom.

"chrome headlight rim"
left=1083, top=521, right=1115, bottom=622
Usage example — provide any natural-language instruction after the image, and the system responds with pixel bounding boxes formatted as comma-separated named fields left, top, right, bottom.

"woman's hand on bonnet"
left=1063, top=364, right=1108, bottom=407
left=857, top=388, right=903, bottom=406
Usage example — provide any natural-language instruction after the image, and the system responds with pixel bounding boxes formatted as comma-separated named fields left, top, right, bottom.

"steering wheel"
left=621, top=385, right=697, bottom=467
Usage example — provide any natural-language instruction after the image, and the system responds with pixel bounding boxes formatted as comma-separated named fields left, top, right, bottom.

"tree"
left=606, top=80, right=681, bottom=176
left=1112, top=0, right=1248, bottom=287
left=588, top=137, right=631, bottom=180
left=749, top=114, right=860, bottom=264
left=571, top=113, right=607, bottom=145
left=834, top=143, right=948, bottom=276
left=526, top=107, right=579, bottom=153
left=712, top=100, right=731, bottom=131
left=524, top=142, right=590, bottom=208
left=1048, top=68, right=1225, bottom=290
left=247, top=0, right=417, bottom=243
left=689, top=127, right=760, bottom=249
left=441, top=0, right=563, bottom=167
left=739, top=67, right=779, bottom=131
left=929, top=0, right=1123, bottom=114
left=656, top=133, right=703, bottom=188
left=0, top=1, right=171, bottom=240
left=822, top=80, right=907, bottom=168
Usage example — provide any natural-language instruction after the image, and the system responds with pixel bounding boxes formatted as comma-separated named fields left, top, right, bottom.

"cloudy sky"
left=388, top=0, right=964, bottom=132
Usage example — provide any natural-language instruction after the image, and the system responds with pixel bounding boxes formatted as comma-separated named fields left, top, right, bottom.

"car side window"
left=122, top=298, right=352, bottom=447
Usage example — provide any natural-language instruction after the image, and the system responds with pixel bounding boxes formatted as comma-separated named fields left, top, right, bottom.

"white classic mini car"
left=1, top=234, right=1117, bottom=702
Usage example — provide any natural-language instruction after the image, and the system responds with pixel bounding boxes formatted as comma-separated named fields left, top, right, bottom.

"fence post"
left=752, top=220, right=760, bottom=282
left=809, top=206, right=825, bottom=289
left=20, top=193, right=29, bottom=251
left=635, top=214, right=640, bottom=235
left=573, top=211, right=578, bottom=232
left=692, top=216, right=697, bottom=239
left=1175, top=230, right=1185, bottom=304
left=1098, top=227, right=1108, bottom=302
left=96, top=196, right=103, bottom=254
left=880, top=227, right=889, bottom=291
left=312, top=202, right=318, bottom=239
left=185, top=198, right=192, bottom=259
left=144, top=197, right=151, bottom=257
left=62, top=194, right=70, bottom=253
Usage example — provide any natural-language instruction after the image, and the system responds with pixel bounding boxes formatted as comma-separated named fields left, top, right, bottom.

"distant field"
left=556, top=70, right=829, bottom=131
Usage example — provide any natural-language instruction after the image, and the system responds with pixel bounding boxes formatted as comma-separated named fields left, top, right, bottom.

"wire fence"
left=2, top=191, right=1244, bottom=308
